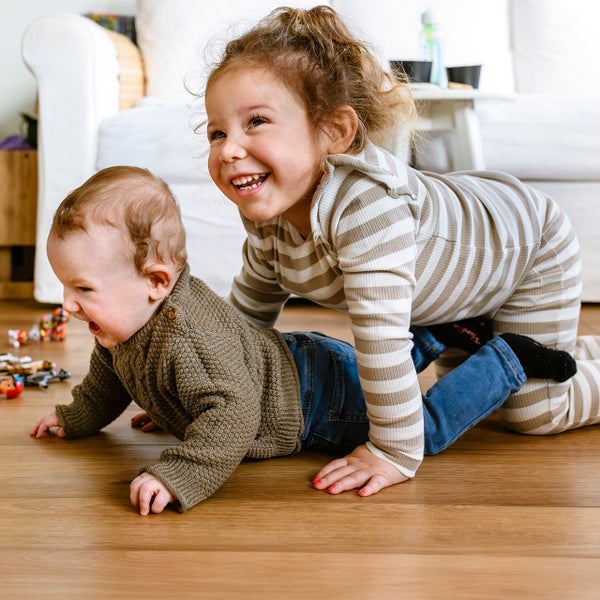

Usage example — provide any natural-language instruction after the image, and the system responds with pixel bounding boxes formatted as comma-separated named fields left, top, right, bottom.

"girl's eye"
left=208, top=129, right=226, bottom=142
left=76, top=286, right=93, bottom=293
left=249, top=115, right=267, bottom=129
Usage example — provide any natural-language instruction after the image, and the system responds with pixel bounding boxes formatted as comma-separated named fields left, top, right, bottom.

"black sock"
left=429, top=317, right=493, bottom=354
left=500, top=333, right=577, bottom=382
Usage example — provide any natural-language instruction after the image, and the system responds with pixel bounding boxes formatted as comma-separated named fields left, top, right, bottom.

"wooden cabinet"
left=0, top=150, right=37, bottom=298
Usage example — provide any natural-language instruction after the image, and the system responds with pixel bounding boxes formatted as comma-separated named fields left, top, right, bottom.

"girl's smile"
left=231, top=173, right=270, bottom=192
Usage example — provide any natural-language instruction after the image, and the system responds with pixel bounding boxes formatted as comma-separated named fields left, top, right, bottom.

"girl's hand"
left=130, top=472, right=175, bottom=515
left=130, top=411, right=161, bottom=432
left=30, top=411, right=66, bottom=438
left=312, top=444, right=409, bottom=496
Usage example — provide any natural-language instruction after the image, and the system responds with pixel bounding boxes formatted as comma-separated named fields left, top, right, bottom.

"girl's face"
left=206, top=67, right=332, bottom=233
left=47, top=225, right=162, bottom=348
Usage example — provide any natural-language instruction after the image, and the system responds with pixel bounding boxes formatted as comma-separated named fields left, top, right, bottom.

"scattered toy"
left=0, top=353, right=71, bottom=393
left=0, top=353, right=32, bottom=371
left=23, top=368, right=72, bottom=390
left=8, top=307, right=70, bottom=348
left=0, top=375, right=25, bottom=399
left=0, top=355, right=56, bottom=375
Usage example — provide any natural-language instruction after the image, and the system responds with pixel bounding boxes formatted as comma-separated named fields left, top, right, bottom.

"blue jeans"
left=282, top=328, right=525, bottom=456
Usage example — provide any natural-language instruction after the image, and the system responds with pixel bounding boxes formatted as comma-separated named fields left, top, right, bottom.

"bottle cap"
left=421, top=9, right=442, bottom=25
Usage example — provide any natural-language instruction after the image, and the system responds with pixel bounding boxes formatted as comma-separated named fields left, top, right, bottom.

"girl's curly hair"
left=206, top=5, right=415, bottom=153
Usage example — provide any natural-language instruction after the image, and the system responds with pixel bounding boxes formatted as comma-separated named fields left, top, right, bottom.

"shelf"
left=0, top=150, right=37, bottom=298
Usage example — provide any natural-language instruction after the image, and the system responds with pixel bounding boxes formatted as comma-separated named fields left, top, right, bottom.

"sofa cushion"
left=528, top=180, right=600, bottom=303
left=415, top=92, right=600, bottom=179
left=135, top=0, right=331, bottom=104
left=96, top=101, right=246, bottom=296
left=477, top=94, right=600, bottom=180
left=511, top=0, right=600, bottom=95
left=97, top=100, right=203, bottom=182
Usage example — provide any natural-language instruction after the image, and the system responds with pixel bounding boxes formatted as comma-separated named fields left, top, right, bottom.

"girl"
left=204, top=6, right=600, bottom=497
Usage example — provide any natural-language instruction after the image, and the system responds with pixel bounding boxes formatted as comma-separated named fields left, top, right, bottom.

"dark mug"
left=446, top=65, right=482, bottom=89
left=390, top=60, right=433, bottom=84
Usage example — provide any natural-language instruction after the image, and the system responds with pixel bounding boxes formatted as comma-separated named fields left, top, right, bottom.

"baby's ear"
left=326, top=105, right=359, bottom=154
left=145, top=264, right=173, bottom=301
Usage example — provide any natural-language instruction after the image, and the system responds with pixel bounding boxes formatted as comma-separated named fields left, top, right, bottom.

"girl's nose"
left=220, top=135, right=247, bottom=163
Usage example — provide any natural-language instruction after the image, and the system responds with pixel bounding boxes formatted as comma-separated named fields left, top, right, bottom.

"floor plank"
left=1, top=299, right=599, bottom=599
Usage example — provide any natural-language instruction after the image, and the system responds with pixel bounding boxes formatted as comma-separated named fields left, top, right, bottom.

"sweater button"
left=168, top=308, right=177, bottom=320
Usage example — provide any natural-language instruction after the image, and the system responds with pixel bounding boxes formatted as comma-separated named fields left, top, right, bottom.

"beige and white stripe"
left=230, top=142, right=600, bottom=477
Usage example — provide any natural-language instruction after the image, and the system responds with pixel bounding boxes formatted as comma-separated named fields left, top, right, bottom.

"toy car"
left=23, top=368, right=72, bottom=390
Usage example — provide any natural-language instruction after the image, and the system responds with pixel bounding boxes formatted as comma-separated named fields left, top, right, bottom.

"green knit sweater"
left=56, top=265, right=302, bottom=512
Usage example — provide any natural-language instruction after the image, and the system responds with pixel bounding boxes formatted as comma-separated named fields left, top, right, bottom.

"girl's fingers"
left=358, top=474, right=389, bottom=497
left=314, top=456, right=349, bottom=479
left=313, top=459, right=354, bottom=488
left=314, top=463, right=370, bottom=493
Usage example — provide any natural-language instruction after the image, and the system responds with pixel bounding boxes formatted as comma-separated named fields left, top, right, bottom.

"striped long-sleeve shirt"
left=229, top=141, right=560, bottom=476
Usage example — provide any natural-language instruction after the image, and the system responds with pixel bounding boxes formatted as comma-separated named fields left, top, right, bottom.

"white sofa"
left=22, top=0, right=600, bottom=303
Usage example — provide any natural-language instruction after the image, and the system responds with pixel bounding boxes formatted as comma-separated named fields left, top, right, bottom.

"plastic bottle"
left=420, top=9, right=447, bottom=87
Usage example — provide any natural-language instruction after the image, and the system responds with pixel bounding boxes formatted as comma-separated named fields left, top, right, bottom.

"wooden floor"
left=1, top=299, right=600, bottom=599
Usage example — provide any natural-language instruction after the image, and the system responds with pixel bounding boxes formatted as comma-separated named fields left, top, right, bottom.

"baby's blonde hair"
left=206, top=5, right=415, bottom=152
left=51, top=166, right=187, bottom=274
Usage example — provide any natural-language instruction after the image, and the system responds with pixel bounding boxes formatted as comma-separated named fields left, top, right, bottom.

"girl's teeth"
left=241, top=181, right=260, bottom=190
left=233, top=174, right=265, bottom=189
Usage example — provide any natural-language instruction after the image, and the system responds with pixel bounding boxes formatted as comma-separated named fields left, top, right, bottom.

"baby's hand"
left=30, top=410, right=66, bottom=439
left=130, top=411, right=161, bottom=432
left=130, top=472, right=175, bottom=515
left=313, top=444, right=409, bottom=496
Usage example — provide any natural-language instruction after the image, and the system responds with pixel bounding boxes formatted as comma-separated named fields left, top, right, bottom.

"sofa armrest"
left=21, top=13, right=144, bottom=303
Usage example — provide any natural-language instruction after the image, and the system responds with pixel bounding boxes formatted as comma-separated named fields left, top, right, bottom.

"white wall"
left=1, top=0, right=136, bottom=140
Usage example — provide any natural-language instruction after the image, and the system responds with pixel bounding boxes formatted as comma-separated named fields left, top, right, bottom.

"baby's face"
left=47, top=225, right=159, bottom=348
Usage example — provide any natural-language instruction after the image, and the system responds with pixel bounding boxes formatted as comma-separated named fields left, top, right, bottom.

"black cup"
left=390, top=60, right=433, bottom=84
left=446, top=65, right=482, bottom=89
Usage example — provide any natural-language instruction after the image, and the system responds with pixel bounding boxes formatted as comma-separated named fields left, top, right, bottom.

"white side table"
left=405, top=85, right=499, bottom=171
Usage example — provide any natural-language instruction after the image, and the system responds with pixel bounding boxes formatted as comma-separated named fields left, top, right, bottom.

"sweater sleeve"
left=56, top=343, right=133, bottom=438
left=333, top=190, right=424, bottom=477
left=140, top=337, right=263, bottom=512
left=229, top=228, right=291, bottom=328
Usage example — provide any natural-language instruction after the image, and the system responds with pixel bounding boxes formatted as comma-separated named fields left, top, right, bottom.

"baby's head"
left=205, top=5, right=415, bottom=153
left=50, top=166, right=187, bottom=275
left=48, top=167, right=188, bottom=348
